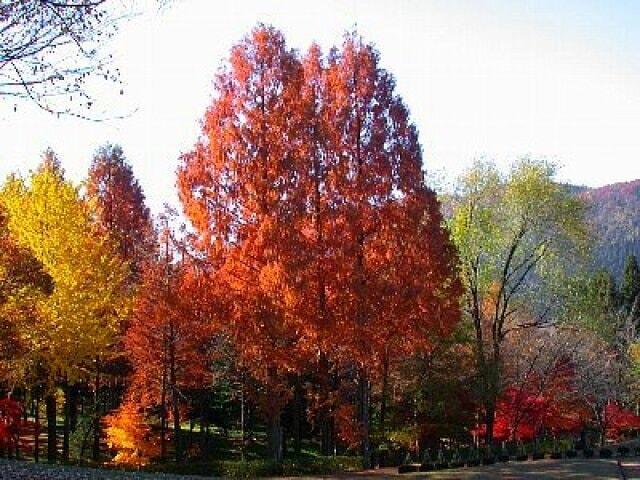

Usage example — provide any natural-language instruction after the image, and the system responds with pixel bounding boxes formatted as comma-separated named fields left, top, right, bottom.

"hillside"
left=580, top=179, right=640, bottom=279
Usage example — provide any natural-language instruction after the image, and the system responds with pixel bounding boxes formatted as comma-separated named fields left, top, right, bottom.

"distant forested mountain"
left=439, top=179, right=639, bottom=279
left=579, top=180, right=640, bottom=279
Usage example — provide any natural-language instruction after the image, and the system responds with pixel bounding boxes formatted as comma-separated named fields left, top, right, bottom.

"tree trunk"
left=484, top=403, right=495, bottom=447
left=172, top=390, right=181, bottom=462
left=169, top=324, right=181, bottom=463
left=380, top=353, right=390, bottom=438
left=319, top=353, right=333, bottom=456
left=160, top=367, right=167, bottom=460
left=92, top=363, right=101, bottom=461
left=267, top=409, right=283, bottom=463
left=45, top=393, right=57, bottom=464
left=62, top=381, right=70, bottom=462
left=293, top=375, right=302, bottom=456
left=69, top=384, right=78, bottom=432
left=359, top=369, right=371, bottom=469
left=34, top=395, right=40, bottom=463
left=240, top=385, right=245, bottom=461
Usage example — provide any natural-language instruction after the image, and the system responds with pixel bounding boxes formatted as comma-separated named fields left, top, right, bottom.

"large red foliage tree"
left=178, top=25, right=460, bottom=466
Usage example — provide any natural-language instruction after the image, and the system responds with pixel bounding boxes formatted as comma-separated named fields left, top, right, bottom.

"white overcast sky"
left=0, top=0, right=639, bottom=214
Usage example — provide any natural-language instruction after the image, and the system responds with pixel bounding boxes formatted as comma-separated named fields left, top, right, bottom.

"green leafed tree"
left=449, top=158, right=589, bottom=444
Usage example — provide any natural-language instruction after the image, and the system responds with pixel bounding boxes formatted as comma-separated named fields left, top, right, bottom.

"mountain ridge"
left=578, top=179, right=640, bottom=279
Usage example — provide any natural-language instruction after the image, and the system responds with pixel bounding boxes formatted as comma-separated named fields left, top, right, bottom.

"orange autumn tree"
left=312, top=34, right=460, bottom=466
left=111, top=230, right=213, bottom=464
left=178, top=25, right=309, bottom=462
left=86, top=144, right=154, bottom=461
left=105, top=399, right=159, bottom=466
left=178, top=25, right=461, bottom=466
left=87, top=143, right=154, bottom=282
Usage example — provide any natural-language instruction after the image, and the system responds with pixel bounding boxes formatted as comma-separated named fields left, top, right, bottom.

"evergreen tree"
left=620, top=254, right=640, bottom=313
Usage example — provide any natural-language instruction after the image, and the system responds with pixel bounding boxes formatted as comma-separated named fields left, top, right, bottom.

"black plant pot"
left=550, top=452, right=562, bottom=460
left=398, top=464, right=419, bottom=474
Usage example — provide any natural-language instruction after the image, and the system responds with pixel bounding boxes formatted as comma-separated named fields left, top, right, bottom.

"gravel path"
left=0, top=460, right=212, bottom=480
left=0, top=458, right=627, bottom=480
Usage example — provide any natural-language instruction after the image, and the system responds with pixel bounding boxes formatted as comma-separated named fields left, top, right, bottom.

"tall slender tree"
left=87, top=143, right=153, bottom=282
left=621, top=255, right=640, bottom=314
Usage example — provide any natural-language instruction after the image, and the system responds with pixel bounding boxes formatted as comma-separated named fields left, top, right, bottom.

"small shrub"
left=618, top=446, right=630, bottom=457
left=398, top=464, right=419, bottom=474
left=599, top=448, right=612, bottom=459
left=634, top=446, right=640, bottom=456
left=498, top=454, right=510, bottom=462
left=450, top=461, right=465, bottom=468
left=145, top=457, right=362, bottom=478
left=532, top=452, right=545, bottom=460
left=481, top=456, right=495, bottom=465
left=583, top=448, right=594, bottom=458
left=566, top=450, right=577, bottom=458
left=467, top=458, right=480, bottom=467
left=550, top=451, right=562, bottom=460
left=515, top=454, right=528, bottom=461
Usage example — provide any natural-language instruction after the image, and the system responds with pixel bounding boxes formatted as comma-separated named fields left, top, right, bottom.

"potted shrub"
left=566, top=450, right=577, bottom=458
left=599, top=448, right=613, bottom=459
left=583, top=448, right=594, bottom=458
left=531, top=451, right=545, bottom=460
left=618, top=446, right=630, bottom=457
left=398, top=464, right=420, bottom=474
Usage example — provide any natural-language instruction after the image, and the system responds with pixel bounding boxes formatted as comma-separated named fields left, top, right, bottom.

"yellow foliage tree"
left=0, top=160, right=130, bottom=381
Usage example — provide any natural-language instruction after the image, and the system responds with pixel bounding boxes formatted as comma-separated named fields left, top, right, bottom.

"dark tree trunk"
left=62, top=381, right=70, bottom=462
left=358, top=369, right=371, bottom=469
left=170, top=330, right=181, bottom=463
left=45, top=393, right=57, bottom=464
left=319, top=353, right=332, bottom=456
left=160, top=366, right=167, bottom=460
left=380, top=353, right=390, bottom=439
left=34, top=395, right=40, bottom=463
left=173, top=392, right=181, bottom=462
left=92, top=364, right=101, bottom=461
left=293, top=376, right=302, bottom=456
left=267, top=409, right=283, bottom=462
left=69, top=384, right=78, bottom=432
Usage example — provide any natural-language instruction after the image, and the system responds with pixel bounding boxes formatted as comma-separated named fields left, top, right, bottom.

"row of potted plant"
left=398, top=444, right=638, bottom=473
